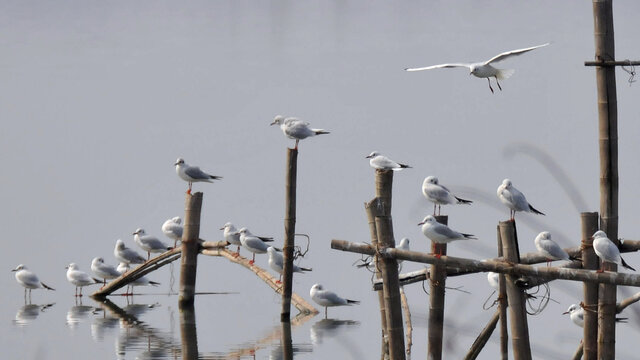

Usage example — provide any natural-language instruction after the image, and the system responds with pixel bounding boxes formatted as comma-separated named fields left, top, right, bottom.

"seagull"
left=239, top=227, right=277, bottom=265
left=418, top=215, right=476, bottom=257
left=562, top=303, right=627, bottom=328
left=90, top=257, right=121, bottom=286
left=174, top=158, right=222, bottom=194
left=487, top=272, right=500, bottom=290
left=267, top=246, right=312, bottom=282
left=366, top=151, right=411, bottom=171
left=116, top=263, right=160, bottom=295
left=221, top=222, right=241, bottom=255
left=497, top=179, right=544, bottom=220
left=422, top=176, right=472, bottom=215
left=66, top=263, right=100, bottom=297
left=12, top=264, right=54, bottom=301
left=162, top=216, right=183, bottom=248
left=534, top=231, right=570, bottom=266
left=114, top=239, right=146, bottom=265
left=593, top=230, right=635, bottom=272
left=310, top=283, right=360, bottom=319
left=133, top=228, right=171, bottom=260
left=405, top=43, right=550, bottom=93
left=270, top=115, right=329, bottom=149
left=396, top=238, right=410, bottom=266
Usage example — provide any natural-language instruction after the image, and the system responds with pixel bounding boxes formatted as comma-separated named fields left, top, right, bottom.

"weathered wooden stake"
left=497, top=226, right=508, bottom=360
left=365, top=202, right=389, bottom=358
left=592, top=1, right=619, bottom=357
left=281, top=148, right=298, bottom=322
left=581, top=212, right=599, bottom=359
left=179, top=192, right=203, bottom=308
left=499, top=221, right=532, bottom=360
left=463, top=310, right=499, bottom=360
left=180, top=305, right=199, bottom=360
left=373, top=169, right=405, bottom=360
left=428, top=215, right=447, bottom=360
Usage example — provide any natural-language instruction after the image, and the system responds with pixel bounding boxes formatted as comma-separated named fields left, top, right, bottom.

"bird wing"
left=405, top=63, right=471, bottom=72
left=595, top=238, right=621, bottom=263
left=319, top=290, right=347, bottom=305
left=184, top=166, right=213, bottom=180
left=540, top=239, right=569, bottom=259
left=18, top=271, right=40, bottom=286
left=426, top=185, right=454, bottom=204
left=431, top=224, right=466, bottom=240
left=484, top=43, right=550, bottom=64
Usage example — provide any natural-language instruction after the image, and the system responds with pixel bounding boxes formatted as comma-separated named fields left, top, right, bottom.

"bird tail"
left=496, top=69, right=515, bottom=80
left=455, top=196, right=473, bottom=205
left=300, top=267, right=312, bottom=272
left=528, top=204, right=545, bottom=215
left=209, top=175, right=223, bottom=180
left=569, top=254, right=582, bottom=261
left=616, top=317, right=629, bottom=323
left=258, top=236, right=274, bottom=242
left=346, top=299, right=360, bottom=305
left=462, top=233, right=477, bottom=240
left=621, top=256, right=636, bottom=271
left=93, top=278, right=103, bottom=284
left=149, top=281, right=161, bottom=286
left=399, top=163, right=412, bottom=169
left=41, top=282, right=55, bottom=291
left=314, top=129, right=330, bottom=135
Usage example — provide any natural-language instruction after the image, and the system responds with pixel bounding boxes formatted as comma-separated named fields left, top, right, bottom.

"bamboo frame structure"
left=281, top=148, right=298, bottom=321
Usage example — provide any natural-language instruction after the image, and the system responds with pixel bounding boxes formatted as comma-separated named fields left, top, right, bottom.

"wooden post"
left=281, top=148, right=298, bottom=321
left=373, top=169, right=406, bottom=360
left=281, top=321, right=293, bottom=360
left=581, top=212, right=599, bottom=360
left=499, top=221, right=532, bottom=360
left=179, top=305, right=199, bottom=360
left=428, top=215, right=447, bottom=360
left=463, top=310, right=500, bottom=360
left=497, top=226, right=509, bottom=360
left=179, top=192, right=203, bottom=308
left=592, top=1, right=619, bottom=358
left=365, top=202, right=389, bottom=358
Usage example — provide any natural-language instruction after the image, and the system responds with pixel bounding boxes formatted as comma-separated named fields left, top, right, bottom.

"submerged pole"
left=281, top=148, right=298, bottom=322
left=428, top=215, right=447, bottom=360
left=179, top=192, right=203, bottom=307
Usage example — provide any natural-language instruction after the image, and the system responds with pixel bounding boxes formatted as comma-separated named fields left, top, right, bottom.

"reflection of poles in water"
left=179, top=305, right=198, bottom=360
left=280, top=321, right=293, bottom=360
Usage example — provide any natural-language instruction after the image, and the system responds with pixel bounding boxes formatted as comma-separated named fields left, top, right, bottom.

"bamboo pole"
left=180, top=305, right=199, bottom=360
left=179, top=192, right=203, bottom=307
left=281, top=321, right=293, bottom=360
left=463, top=310, right=500, bottom=360
left=592, top=1, right=619, bottom=357
left=331, top=240, right=640, bottom=287
left=373, top=169, right=405, bottom=360
left=399, top=287, right=412, bottom=357
left=500, top=221, right=531, bottom=360
left=581, top=212, right=599, bottom=360
left=428, top=215, right=447, bottom=360
left=281, top=148, right=298, bottom=322
left=497, top=226, right=508, bottom=360
left=365, top=201, right=390, bottom=358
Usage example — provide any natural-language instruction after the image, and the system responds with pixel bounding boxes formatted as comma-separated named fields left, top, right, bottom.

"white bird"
left=270, top=115, right=330, bottom=149
left=133, top=228, right=171, bottom=260
left=366, top=151, right=411, bottom=171
left=487, top=272, right=500, bottom=290
left=221, top=222, right=241, bottom=255
left=91, top=257, right=121, bottom=286
left=534, top=231, right=570, bottom=265
left=497, top=179, right=544, bottom=220
left=593, top=230, right=635, bottom=271
left=66, top=263, right=100, bottom=297
left=405, top=43, right=550, bottom=93
left=116, top=263, right=160, bottom=295
left=563, top=303, right=626, bottom=328
left=396, top=238, right=410, bottom=266
left=12, top=264, right=54, bottom=300
left=267, top=246, right=312, bottom=282
left=419, top=215, right=476, bottom=253
left=174, top=158, right=222, bottom=194
left=310, top=283, right=360, bottom=318
left=239, top=227, right=277, bottom=264
left=114, top=239, right=146, bottom=265
left=422, top=176, right=472, bottom=215
left=162, top=216, right=183, bottom=248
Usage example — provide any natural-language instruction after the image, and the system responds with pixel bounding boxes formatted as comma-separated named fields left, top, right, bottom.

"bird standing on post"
left=418, top=215, right=476, bottom=257
left=592, top=230, right=635, bottom=272
left=534, top=231, right=571, bottom=266
left=310, top=283, right=360, bottom=319
left=497, top=178, right=544, bottom=220
left=174, top=158, right=222, bottom=194
left=270, top=115, right=329, bottom=149
left=162, top=216, right=183, bottom=248
left=366, top=151, right=411, bottom=171
left=405, top=43, right=550, bottom=93
left=422, top=176, right=472, bottom=215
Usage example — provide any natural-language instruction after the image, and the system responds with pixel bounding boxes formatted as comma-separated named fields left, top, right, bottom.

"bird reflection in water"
left=13, top=303, right=55, bottom=327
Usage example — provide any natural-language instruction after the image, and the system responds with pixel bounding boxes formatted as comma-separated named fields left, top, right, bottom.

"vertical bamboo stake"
left=374, top=169, right=406, bottom=360
left=581, top=212, right=599, bottom=360
left=499, top=221, right=532, bottom=360
left=592, top=1, right=619, bottom=357
left=179, top=192, right=203, bottom=308
left=179, top=304, right=199, bottom=360
left=428, top=215, right=447, bottom=360
left=497, top=226, right=509, bottom=360
left=365, top=202, right=389, bottom=358
left=281, top=148, right=298, bottom=321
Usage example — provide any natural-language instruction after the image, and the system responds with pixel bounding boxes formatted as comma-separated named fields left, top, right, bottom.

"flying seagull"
left=422, top=176, right=472, bottom=215
left=405, top=43, right=550, bottom=93
left=497, top=178, right=544, bottom=220
left=270, top=115, right=329, bottom=149
left=174, top=158, right=222, bottom=194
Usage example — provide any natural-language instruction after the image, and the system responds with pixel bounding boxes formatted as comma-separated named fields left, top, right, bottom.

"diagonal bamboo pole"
left=581, top=212, right=599, bottom=360
left=463, top=310, right=500, bottom=360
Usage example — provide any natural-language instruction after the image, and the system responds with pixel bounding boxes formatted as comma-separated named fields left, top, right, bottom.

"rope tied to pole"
left=621, top=60, right=636, bottom=85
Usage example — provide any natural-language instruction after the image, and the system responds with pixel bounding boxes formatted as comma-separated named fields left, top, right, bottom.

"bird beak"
left=174, top=162, right=179, bottom=166
left=270, top=120, right=277, bottom=126
left=365, top=155, right=372, bottom=159
left=219, top=226, right=225, bottom=230
left=11, top=268, right=17, bottom=272
left=562, top=311, right=570, bottom=315
left=418, top=221, right=425, bottom=226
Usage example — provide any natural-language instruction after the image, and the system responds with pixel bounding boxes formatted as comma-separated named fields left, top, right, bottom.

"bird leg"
left=324, top=307, right=328, bottom=319
left=487, top=78, right=494, bottom=93
left=433, top=204, right=437, bottom=216
left=234, top=246, right=241, bottom=257
left=438, top=205, right=442, bottom=216
left=295, top=139, right=299, bottom=150
left=495, top=76, right=502, bottom=91
left=187, top=182, right=192, bottom=195
left=147, top=252, right=151, bottom=260
left=249, top=253, right=255, bottom=265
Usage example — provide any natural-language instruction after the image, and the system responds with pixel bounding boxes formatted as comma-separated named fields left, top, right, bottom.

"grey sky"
left=1, top=1, right=640, bottom=359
